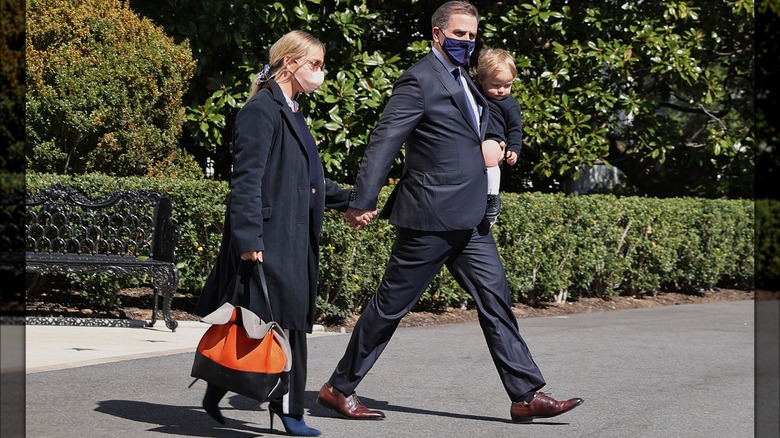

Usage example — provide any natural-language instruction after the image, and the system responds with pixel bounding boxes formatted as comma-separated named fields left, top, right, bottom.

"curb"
left=20, top=316, right=326, bottom=333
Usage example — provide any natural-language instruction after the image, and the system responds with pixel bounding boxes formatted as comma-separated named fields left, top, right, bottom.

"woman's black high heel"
left=268, top=407, right=321, bottom=436
left=202, top=383, right=228, bottom=425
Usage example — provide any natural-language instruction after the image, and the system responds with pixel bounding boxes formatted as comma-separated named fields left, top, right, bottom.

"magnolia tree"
left=478, top=0, right=754, bottom=197
left=129, top=0, right=407, bottom=180
left=133, top=0, right=754, bottom=198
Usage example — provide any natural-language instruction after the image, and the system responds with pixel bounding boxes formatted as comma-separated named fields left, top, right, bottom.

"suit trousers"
left=329, top=223, right=547, bottom=401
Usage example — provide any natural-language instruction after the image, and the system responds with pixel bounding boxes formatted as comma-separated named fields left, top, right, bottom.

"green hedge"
left=27, top=173, right=756, bottom=323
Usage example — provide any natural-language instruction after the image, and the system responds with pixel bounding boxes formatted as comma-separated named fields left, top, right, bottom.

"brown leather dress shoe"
left=316, top=383, right=386, bottom=420
left=510, top=392, right=584, bottom=423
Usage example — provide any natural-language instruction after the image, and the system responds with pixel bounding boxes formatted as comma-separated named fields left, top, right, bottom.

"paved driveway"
left=21, top=300, right=765, bottom=437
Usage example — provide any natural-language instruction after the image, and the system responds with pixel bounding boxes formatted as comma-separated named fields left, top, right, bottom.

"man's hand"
left=344, top=207, right=378, bottom=230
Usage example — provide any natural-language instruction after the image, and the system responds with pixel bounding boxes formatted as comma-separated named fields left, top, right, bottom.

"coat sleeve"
left=484, top=99, right=507, bottom=143
left=350, top=72, right=425, bottom=211
left=229, top=93, right=278, bottom=254
left=324, top=178, right=351, bottom=212
left=503, top=96, right=523, bottom=156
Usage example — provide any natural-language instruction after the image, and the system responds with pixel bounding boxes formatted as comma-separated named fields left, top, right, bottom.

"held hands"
left=344, top=207, right=378, bottom=231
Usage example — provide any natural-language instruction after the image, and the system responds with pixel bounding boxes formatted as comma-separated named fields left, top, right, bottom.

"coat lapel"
left=268, top=80, right=324, bottom=199
left=429, top=53, right=483, bottom=138
left=269, top=81, right=307, bottom=151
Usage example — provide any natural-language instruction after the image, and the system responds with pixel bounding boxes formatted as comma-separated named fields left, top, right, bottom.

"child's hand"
left=505, top=151, right=518, bottom=166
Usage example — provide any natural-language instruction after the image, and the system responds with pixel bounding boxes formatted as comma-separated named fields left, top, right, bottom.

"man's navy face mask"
left=441, top=34, right=475, bottom=67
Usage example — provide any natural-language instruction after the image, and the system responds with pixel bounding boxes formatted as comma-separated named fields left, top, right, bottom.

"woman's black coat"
left=194, top=80, right=350, bottom=332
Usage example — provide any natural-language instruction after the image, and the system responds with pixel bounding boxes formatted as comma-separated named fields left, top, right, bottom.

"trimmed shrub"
left=26, top=174, right=756, bottom=322
left=26, top=0, right=195, bottom=176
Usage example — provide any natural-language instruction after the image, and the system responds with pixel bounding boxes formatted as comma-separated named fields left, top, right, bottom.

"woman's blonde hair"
left=248, top=30, right=325, bottom=99
left=474, top=47, right=517, bottom=83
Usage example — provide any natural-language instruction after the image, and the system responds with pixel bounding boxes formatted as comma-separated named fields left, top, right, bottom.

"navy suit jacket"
left=351, top=52, right=490, bottom=231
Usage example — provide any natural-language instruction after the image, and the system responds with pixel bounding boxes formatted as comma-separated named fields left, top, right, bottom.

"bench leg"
left=150, top=266, right=179, bottom=332
left=148, top=286, right=160, bottom=328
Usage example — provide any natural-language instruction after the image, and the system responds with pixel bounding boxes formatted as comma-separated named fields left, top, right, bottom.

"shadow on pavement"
left=95, top=397, right=271, bottom=437
left=306, top=391, right=572, bottom=425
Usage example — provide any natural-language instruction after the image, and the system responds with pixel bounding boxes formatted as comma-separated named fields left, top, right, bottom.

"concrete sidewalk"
left=24, top=321, right=212, bottom=373
left=20, top=320, right=333, bottom=373
left=10, top=300, right=776, bottom=437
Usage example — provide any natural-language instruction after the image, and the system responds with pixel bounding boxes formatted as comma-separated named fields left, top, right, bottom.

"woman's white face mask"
left=294, top=60, right=325, bottom=93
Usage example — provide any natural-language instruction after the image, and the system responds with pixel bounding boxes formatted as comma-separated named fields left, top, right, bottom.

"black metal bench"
left=26, top=183, right=181, bottom=331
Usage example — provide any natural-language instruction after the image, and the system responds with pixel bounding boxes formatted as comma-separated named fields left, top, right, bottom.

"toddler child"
left=474, top=47, right=522, bottom=226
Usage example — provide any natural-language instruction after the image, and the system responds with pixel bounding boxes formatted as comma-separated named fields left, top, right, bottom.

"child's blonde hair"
left=474, top=47, right=517, bottom=83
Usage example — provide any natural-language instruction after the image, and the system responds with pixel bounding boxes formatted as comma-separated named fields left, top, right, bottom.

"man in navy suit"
left=316, top=1, right=584, bottom=424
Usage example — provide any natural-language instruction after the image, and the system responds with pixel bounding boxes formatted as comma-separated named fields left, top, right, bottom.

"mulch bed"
left=24, top=286, right=764, bottom=332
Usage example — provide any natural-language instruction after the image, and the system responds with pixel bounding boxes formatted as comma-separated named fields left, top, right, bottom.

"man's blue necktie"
left=452, top=68, right=479, bottom=132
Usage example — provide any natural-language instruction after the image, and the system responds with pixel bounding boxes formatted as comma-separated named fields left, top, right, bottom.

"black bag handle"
left=256, top=262, right=275, bottom=322
left=224, top=260, right=275, bottom=321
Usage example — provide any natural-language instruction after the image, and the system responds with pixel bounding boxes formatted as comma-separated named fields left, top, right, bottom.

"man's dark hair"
left=431, top=1, right=479, bottom=31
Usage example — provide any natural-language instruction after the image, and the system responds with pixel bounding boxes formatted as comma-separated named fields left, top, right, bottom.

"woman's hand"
left=240, top=251, right=264, bottom=262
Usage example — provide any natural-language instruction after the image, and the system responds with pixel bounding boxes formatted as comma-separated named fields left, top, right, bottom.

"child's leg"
left=487, top=166, right=501, bottom=195
left=485, top=173, right=501, bottom=223
left=482, top=140, right=504, bottom=223
left=482, top=140, right=503, bottom=194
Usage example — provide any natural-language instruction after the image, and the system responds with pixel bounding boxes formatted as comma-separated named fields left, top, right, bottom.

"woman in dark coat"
left=194, top=30, right=352, bottom=436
